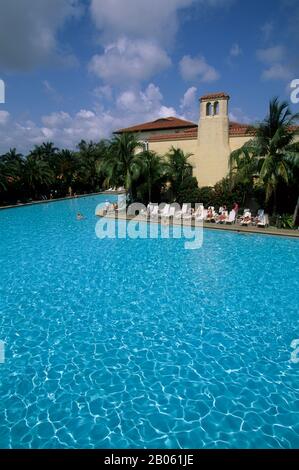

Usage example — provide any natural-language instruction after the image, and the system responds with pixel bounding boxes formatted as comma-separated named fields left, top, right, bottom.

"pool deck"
left=101, top=211, right=299, bottom=239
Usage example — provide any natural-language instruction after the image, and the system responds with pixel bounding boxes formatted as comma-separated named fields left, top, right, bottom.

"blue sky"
left=0, top=0, right=298, bottom=153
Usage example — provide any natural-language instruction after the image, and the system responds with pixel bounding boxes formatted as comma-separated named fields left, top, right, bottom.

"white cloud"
left=89, top=38, right=171, bottom=84
left=229, top=43, right=242, bottom=57
left=76, top=110, right=96, bottom=119
left=0, top=111, right=10, bottom=125
left=0, top=0, right=82, bottom=70
left=89, top=1, right=231, bottom=88
left=180, top=86, right=198, bottom=121
left=90, top=0, right=234, bottom=44
left=90, top=0, right=194, bottom=45
left=42, top=111, right=71, bottom=128
left=257, top=45, right=293, bottom=81
left=116, top=84, right=176, bottom=116
left=229, top=107, right=256, bottom=124
left=93, top=85, right=113, bottom=101
left=179, top=55, right=220, bottom=82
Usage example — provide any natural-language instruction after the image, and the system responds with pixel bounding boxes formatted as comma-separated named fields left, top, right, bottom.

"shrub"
left=176, top=176, right=201, bottom=206
left=278, top=214, right=294, bottom=229
left=197, top=186, right=214, bottom=207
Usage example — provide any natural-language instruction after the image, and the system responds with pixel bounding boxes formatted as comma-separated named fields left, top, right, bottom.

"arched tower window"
left=206, top=102, right=212, bottom=116
left=214, top=101, right=219, bottom=115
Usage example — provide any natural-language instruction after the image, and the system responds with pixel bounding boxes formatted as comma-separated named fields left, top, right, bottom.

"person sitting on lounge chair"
left=194, top=204, right=204, bottom=221
left=206, top=206, right=216, bottom=222
left=253, top=209, right=264, bottom=225
left=225, top=209, right=236, bottom=224
left=218, top=205, right=227, bottom=215
left=216, top=209, right=228, bottom=223
left=240, top=210, right=252, bottom=226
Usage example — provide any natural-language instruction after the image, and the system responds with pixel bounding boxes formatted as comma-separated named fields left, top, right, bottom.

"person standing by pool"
left=232, top=202, right=239, bottom=215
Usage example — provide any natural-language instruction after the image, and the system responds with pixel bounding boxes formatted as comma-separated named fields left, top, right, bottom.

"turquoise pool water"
left=0, top=195, right=299, bottom=449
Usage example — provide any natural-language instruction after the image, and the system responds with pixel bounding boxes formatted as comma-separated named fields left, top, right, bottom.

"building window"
left=206, top=102, right=212, bottom=116
left=142, top=141, right=149, bottom=151
left=214, top=101, right=219, bottom=115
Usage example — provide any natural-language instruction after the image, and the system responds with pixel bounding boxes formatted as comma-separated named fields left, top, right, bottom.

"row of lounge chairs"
left=238, top=209, right=269, bottom=227
left=141, top=204, right=269, bottom=227
left=96, top=201, right=269, bottom=228
left=106, top=186, right=125, bottom=192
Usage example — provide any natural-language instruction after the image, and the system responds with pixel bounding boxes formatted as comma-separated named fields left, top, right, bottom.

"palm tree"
left=140, top=150, right=167, bottom=203
left=53, top=149, right=78, bottom=193
left=77, top=140, right=107, bottom=191
left=166, top=147, right=193, bottom=197
left=230, top=97, right=299, bottom=213
left=0, top=148, right=24, bottom=195
left=104, top=133, right=143, bottom=201
left=1, top=148, right=23, bottom=164
left=0, top=162, right=7, bottom=192
left=23, top=155, right=54, bottom=198
left=29, top=142, right=58, bottom=163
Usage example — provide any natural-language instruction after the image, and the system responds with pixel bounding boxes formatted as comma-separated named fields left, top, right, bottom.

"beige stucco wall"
left=229, top=135, right=253, bottom=152
left=149, top=139, right=198, bottom=173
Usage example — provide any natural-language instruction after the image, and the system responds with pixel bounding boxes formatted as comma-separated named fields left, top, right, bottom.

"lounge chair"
left=216, top=210, right=228, bottom=224
left=194, top=204, right=204, bottom=221
left=257, top=213, right=269, bottom=228
left=116, top=201, right=126, bottom=213
left=142, top=203, right=156, bottom=217
left=240, top=209, right=252, bottom=226
left=174, top=203, right=190, bottom=219
left=205, top=206, right=216, bottom=222
left=160, top=204, right=170, bottom=217
left=253, top=209, right=264, bottom=225
left=150, top=205, right=159, bottom=218
left=164, top=206, right=176, bottom=219
left=225, top=209, right=236, bottom=224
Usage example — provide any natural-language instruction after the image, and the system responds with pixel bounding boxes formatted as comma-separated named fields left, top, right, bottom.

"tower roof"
left=200, top=92, right=230, bottom=101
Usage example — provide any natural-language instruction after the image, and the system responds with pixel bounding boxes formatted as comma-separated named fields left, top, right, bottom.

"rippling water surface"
left=0, top=195, right=299, bottom=448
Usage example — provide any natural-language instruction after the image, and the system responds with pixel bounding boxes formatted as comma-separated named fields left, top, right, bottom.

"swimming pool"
left=0, top=195, right=299, bottom=448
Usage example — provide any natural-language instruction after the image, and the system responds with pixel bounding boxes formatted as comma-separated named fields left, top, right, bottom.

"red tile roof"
left=114, top=116, right=197, bottom=134
left=115, top=114, right=299, bottom=142
left=200, top=92, right=230, bottom=101
left=229, top=121, right=256, bottom=137
left=148, top=128, right=198, bottom=142
left=148, top=121, right=256, bottom=141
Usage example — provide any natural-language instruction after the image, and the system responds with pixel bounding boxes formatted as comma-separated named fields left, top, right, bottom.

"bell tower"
left=195, top=92, right=231, bottom=187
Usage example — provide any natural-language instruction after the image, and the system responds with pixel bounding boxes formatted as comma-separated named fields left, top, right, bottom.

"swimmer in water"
left=76, top=212, right=85, bottom=220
